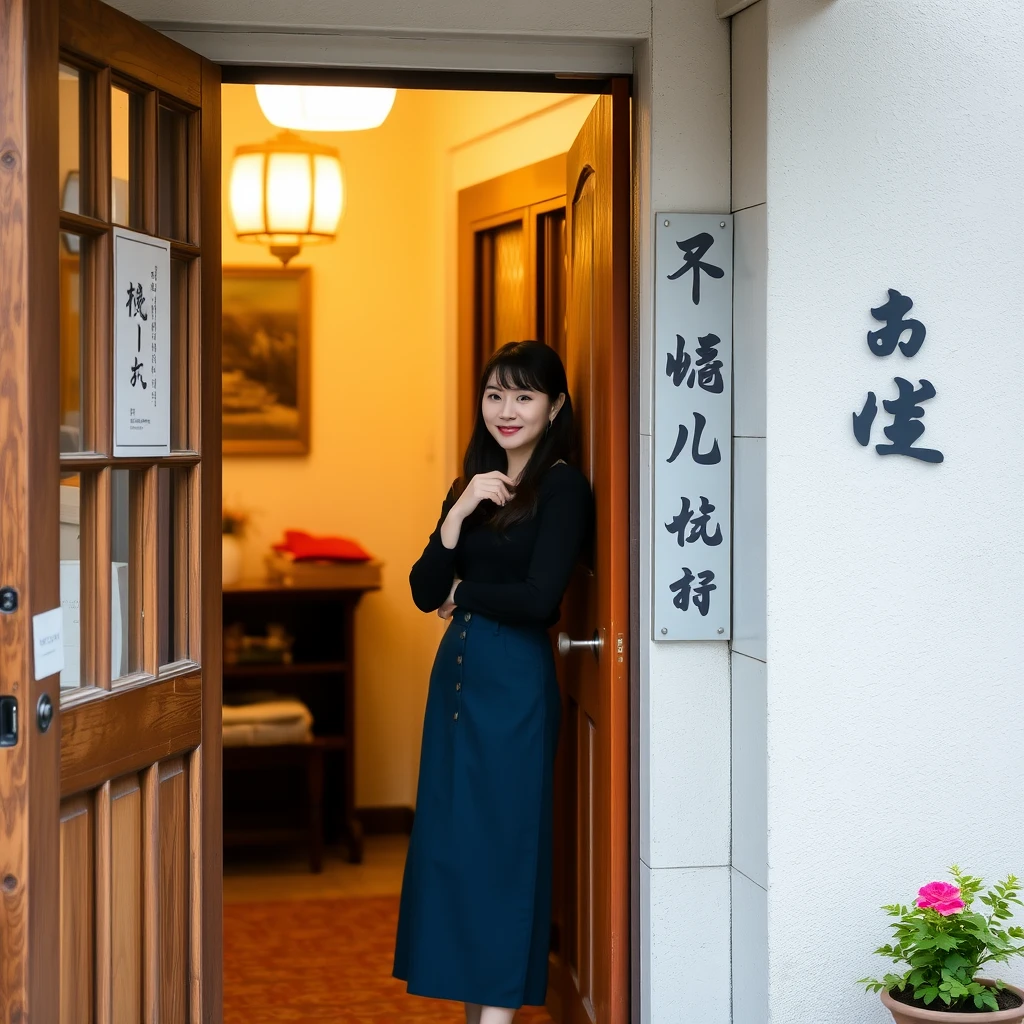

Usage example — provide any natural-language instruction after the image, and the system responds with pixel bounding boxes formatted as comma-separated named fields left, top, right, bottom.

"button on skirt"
left=393, top=610, right=561, bottom=1007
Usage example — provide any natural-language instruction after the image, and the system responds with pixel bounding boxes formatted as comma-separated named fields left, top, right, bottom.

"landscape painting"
left=222, top=267, right=311, bottom=455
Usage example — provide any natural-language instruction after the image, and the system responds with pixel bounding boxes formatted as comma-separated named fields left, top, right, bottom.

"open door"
left=550, top=84, right=631, bottom=1023
left=0, top=0, right=222, bottom=1019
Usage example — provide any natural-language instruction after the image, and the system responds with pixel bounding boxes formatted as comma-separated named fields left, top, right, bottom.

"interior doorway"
left=215, top=79, right=627, bottom=1023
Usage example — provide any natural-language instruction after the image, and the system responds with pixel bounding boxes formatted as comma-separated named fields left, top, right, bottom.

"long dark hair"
left=459, top=341, right=577, bottom=530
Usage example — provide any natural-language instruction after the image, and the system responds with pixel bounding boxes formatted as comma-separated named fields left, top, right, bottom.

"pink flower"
left=916, top=881, right=966, bottom=916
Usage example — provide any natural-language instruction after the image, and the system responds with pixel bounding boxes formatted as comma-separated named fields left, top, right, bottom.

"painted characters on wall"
left=852, top=289, right=944, bottom=464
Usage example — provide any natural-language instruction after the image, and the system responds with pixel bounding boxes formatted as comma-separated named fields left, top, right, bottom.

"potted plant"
left=222, top=508, right=249, bottom=586
left=860, top=866, right=1024, bottom=1022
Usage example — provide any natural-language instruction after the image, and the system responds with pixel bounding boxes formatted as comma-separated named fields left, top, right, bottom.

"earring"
left=545, top=420, right=552, bottom=435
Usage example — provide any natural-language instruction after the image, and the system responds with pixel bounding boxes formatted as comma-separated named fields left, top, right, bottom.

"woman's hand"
left=452, top=471, right=514, bottom=517
left=438, top=577, right=461, bottom=619
left=440, top=472, right=514, bottom=549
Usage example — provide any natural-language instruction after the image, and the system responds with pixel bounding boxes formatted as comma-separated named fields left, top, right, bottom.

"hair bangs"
left=488, top=355, right=547, bottom=396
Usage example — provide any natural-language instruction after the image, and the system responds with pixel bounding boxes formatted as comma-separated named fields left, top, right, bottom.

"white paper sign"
left=113, top=227, right=171, bottom=457
left=653, top=214, right=733, bottom=641
left=33, top=607, right=65, bottom=681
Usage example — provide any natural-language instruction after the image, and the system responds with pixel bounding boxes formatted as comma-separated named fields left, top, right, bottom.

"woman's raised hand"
left=451, top=471, right=514, bottom=518
left=439, top=472, right=513, bottom=551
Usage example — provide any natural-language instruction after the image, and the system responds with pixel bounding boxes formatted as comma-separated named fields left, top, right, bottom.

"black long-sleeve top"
left=409, top=463, right=594, bottom=628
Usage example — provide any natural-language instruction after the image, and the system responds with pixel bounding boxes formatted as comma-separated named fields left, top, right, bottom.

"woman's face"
left=482, top=371, right=564, bottom=455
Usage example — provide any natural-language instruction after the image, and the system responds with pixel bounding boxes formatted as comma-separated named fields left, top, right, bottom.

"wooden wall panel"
left=110, top=775, right=143, bottom=1024
left=60, top=795, right=93, bottom=1024
left=159, top=758, right=188, bottom=1022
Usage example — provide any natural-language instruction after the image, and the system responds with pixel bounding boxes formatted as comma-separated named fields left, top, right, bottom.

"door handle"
left=557, top=630, right=602, bottom=659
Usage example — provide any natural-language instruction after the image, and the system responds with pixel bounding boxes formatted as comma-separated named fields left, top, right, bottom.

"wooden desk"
left=222, top=571, right=380, bottom=867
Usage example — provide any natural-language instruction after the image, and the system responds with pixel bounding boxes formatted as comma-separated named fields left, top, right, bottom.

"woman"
left=393, top=341, right=593, bottom=1024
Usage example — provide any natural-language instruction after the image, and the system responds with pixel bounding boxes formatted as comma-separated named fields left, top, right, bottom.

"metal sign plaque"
left=653, top=214, right=733, bottom=641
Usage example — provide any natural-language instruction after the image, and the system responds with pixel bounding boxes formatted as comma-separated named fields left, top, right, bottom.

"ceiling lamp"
left=255, top=85, right=396, bottom=132
left=229, top=131, right=344, bottom=266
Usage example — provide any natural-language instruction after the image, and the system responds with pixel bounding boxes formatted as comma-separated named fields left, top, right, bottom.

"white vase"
left=222, top=533, right=243, bottom=587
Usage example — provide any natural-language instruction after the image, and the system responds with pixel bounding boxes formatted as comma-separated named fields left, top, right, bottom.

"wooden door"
left=0, top=0, right=222, bottom=1020
left=549, top=84, right=630, bottom=1024
left=457, top=155, right=568, bottom=457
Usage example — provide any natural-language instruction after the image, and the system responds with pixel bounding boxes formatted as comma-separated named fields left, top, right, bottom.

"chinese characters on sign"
left=852, top=289, right=944, bottom=464
left=113, top=228, right=170, bottom=457
left=654, top=215, right=733, bottom=641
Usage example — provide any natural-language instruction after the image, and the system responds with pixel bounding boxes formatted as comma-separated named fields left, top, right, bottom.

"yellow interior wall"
left=220, top=85, right=595, bottom=809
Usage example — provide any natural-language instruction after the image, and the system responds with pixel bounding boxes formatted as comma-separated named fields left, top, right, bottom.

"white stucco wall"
left=765, top=2, right=1024, bottom=1021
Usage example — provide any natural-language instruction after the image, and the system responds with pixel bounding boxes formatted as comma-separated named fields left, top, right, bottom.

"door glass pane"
left=111, top=469, right=133, bottom=679
left=158, top=467, right=190, bottom=665
left=158, top=106, right=189, bottom=241
left=111, top=86, right=140, bottom=227
left=59, top=473, right=83, bottom=690
left=170, top=258, right=189, bottom=449
left=491, top=222, right=526, bottom=347
left=59, top=235, right=86, bottom=452
left=59, top=65, right=82, bottom=213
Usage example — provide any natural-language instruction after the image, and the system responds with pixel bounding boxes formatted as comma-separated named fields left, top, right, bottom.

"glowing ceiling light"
left=255, top=85, right=397, bottom=132
left=229, top=131, right=344, bottom=266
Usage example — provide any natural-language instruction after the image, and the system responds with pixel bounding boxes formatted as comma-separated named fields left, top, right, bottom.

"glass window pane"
left=59, top=235, right=86, bottom=452
left=158, top=106, right=189, bottom=241
left=158, top=467, right=190, bottom=665
left=59, top=65, right=82, bottom=213
left=59, top=472, right=83, bottom=691
left=111, top=86, right=141, bottom=227
left=170, top=259, right=189, bottom=450
left=111, top=468, right=134, bottom=679
left=491, top=222, right=527, bottom=348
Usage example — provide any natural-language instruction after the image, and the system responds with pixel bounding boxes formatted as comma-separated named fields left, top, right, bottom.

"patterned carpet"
left=224, top=895, right=555, bottom=1023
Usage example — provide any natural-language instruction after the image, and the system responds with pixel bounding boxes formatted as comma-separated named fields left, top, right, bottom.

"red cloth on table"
left=273, top=530, right=372, bottom=563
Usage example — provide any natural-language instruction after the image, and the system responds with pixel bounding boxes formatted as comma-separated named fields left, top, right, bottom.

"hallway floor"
left=224, top=836, right=556, bottom=1023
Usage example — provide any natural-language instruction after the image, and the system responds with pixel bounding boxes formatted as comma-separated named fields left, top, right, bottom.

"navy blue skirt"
left=393, top=609, right=561, bottom=1007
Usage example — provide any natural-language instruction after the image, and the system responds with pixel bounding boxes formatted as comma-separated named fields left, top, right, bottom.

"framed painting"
left=222, top=266, right=311, bottom=455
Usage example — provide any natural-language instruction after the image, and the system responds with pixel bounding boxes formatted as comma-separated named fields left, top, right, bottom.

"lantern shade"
left=255, top=85, right=396, bottom=132
left=229, top=131, right=345, bottom=264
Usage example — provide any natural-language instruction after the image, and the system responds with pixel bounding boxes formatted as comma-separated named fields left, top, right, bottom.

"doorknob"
left=557, top=630, right=602, bottom=659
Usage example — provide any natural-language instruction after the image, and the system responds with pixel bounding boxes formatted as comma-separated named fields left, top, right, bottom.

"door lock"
left=0, top=696, right=18, bottom=747
left=36, top=694, right=53, bottom=733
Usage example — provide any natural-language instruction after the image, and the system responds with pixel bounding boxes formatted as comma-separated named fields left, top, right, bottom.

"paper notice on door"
left=33, top=607, right=65, bottom=681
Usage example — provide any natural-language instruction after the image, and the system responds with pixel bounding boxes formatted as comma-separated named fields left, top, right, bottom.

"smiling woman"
left=395, top=341, right=594, bottom=1023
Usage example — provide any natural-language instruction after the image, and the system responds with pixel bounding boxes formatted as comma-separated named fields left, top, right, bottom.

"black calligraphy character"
left=130, top=358, right=147, bottom=390
left=666, top=413, right=721, bottom=466
left=666, top=334, right=723, bottom=393
left=666, top=334, right=691, bottom=386
left=852, top=391, right=877, bottom=447
left=670, top=568, right=695, bottom=611
left=867, top=289, right=925, bottom=357
left=126, top=282, right=148, bottom=321
left=665, top=497, right=723, bottom=549
left=874, top=377, right=943, bottom=463
left=670, top=568, right=716, bottom=616
left=694, top=334, right=724, bottom=394
left=666, top=232, right=724, bottom=305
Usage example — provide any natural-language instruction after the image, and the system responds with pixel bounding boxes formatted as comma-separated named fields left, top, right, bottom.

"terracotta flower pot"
left=882, top=980, right=1024, bottom=1023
